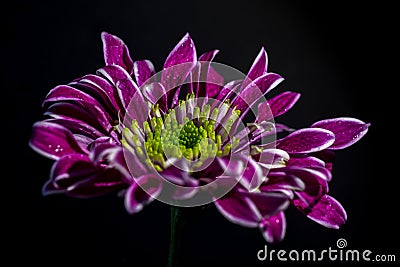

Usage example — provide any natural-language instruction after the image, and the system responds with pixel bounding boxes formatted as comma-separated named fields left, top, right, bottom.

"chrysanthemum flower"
left=30, top=32, right=369, bottom=248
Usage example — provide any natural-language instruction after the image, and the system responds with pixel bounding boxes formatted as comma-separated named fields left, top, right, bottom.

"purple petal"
left=198, top=50, right=219, bottom=62
left=311, top=117, right=370, bottom=150
left=72, top=134, right=93, bottom=151
left=238, top=157, right=264, bottom=191
left=96, top=65, right=138, bottom=104
left=125, top=174, right=163, bottom=214
left=240, top=189, right=290, bottom=217
left=189, top=157, right=224, bottom=180
left=268, top=91, right=301, bottom=118
left=45, top=102, right=105, bottom=133
left=142, top=82, right=168, bottom=112
left=42, top=154, right=95, bottom=196
left=217, top=156, right=245, bottom=176
left=311, top=150, right=336, bottom=172
left=305, top=195, right=347, bottom=229
left=259, top=212, right=286, bottom=243
left=161, top=160, right=199, bottom=187
left=310, top=166, right=332, bottom=181
left=233, top=73, right=283, bottom=113
left=30, top=121, right=86, bottom=160
left=242, top=47, right=268, bottom=89
left=117, top=78, right=149, bottom=125
left=73, top=74, right=121, bottom=114
left=51, top=154, right=96, bottom=188
left=101, top=32, right=134, bottom=75
left=133, top=60, right=155, bottom=86
left=287, top=156, right=325, bottom=168
left=89, top=143, right=119, bottom=163
left=231, top=122, right=276, bottom=153
left=44, top=118, right=103, bottom=140
left=42, top=179, right=64, bottom=196
left=162, top=33, right=197, bottom=108
left=196, top=50, right=220, bottom=100
left=260, top=171, right=305, bottom=191
left=212, top=80, right=243, bottom=111
left=290, top=167, right=329, bottom=208
left=275, top=123, right=295, bottom=133
left=205, top=65, right=224, bottom=98
left=257, top=101, right=274, bottom=123
left=172, top=186, right=199, bottom=200
left=277, top=128, right=335, bottom=154
left=112, top=147, right=148, bottom=179
left=187, top=49, right=218, bottom=100
left=43, top=85, right=113, bottom=132
left=254, top=149, right=290, bottom=169
left=214, top=190, right=260, bottom=228
left=66, top=168, right=127, bottom=198
left=97, top=65, right=148, bottom=124
left=96, top=65, right=140, bottom=107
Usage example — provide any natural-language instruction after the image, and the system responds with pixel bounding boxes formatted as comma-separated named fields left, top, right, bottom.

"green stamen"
left=121, top=95, right=239, bottom=169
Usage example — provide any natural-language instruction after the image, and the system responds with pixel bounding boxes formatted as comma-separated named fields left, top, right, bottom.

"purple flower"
left=30, top=32, right=369, bottom=244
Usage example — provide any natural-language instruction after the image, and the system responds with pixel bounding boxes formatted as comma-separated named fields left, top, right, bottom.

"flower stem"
left=168, top=206, right=186, bottom=267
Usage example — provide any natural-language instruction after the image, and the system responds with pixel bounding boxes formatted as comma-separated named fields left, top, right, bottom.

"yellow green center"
left=121, top=96, right=241, bottom=171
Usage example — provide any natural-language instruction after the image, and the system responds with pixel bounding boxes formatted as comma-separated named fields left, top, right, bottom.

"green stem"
left=168, top=206, right=186, bottom=267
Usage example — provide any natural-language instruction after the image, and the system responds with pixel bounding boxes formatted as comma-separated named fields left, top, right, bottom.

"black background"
left=4, top=0, right=397, bottom=266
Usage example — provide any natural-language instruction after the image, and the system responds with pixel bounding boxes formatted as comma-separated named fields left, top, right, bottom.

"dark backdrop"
left=4, top=0, right=397, bottom=266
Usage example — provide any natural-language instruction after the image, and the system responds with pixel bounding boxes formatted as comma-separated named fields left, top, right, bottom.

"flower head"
left=30, top=32, right=369, bottom=243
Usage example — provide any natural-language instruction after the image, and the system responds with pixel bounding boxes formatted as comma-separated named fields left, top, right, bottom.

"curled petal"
left=259, top=212, right=286, bottom=243
left=255, top=148, right=290, bottom=169
left=115, top=148, right=149, bottom=178
left=305, top=195, right=347, bottom=229
left=43, top=85, right=113, bottom=132
left=290, top=167, right=329, bottom=208
left=240, top=189, right=290, bottom=217
left=260, top=171, right=305, bottom=191
left=44, top=118, right=103, bottom=140
left=45, top=102, right=105, bottom=134
left=43, top=154, right=95, bottom=195
left=97, top=65, right=148, bottom=125
left=238, top=157, right=264, bottom=191
left=161, top=159, right=199, bottom=187
left=30, top=121, right=86, bottom=160
left=73, top=74, right=121, bottom=114
left=214, top=191, right=260, bottom=228
left=125, top=174, right=163, bottom=214
left=277, top=128, right=335, bottom=154
left=101, top=32, right=134, bottom=75
left=217, top=156, right=245, bottom=176
left=215, top=188, right=289, bottom=229
left=311, top=117, right=370, bottom=150
left=66, top=168, right=127, bottom=198
left=142, top=82, right=168, bottom=112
